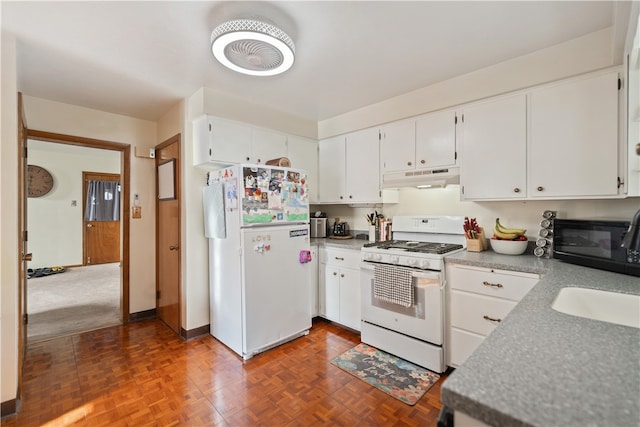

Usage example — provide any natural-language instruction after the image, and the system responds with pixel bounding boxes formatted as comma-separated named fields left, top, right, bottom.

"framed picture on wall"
left=158, top=159, right=175, bottom=200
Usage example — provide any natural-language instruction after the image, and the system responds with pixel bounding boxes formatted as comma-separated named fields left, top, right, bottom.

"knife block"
left=466, top=228, right=487, bottom=252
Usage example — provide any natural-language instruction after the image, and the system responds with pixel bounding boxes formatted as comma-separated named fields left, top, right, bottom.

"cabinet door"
left=251, top=128, right=288, bottom=164
left=345, top=128, right=381, bottom=203
left=324, top=266, right=340, bottom=322
left=460, top=94, right=527, bottom=200
left=208, top=117, right=253, bottom=164
left=415, top=109, right=457, bottom=168
left=318, top=135, right=346, bottom=203
left=287, top=135, right=319, bottom=203
left=193, top=115, right=212, bottom=166
left=339, top=267, right=361, bottom=331
left=380, top=120, right=416, bottom=173
left=529, top=71, right=619, bottom=198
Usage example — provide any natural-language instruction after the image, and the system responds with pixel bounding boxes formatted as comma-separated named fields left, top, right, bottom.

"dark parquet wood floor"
left=3, top=318, right=448, bottom=426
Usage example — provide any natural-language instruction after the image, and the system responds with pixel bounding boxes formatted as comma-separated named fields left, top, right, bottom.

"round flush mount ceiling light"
left=211, top=19, right=295, bottom=76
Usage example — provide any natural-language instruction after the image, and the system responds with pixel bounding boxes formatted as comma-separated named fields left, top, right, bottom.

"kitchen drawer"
left=449, top=328, right=485, bottom=367
left=450, top=290, right=517, bottom=336
left=321, top=247, right=361, bottom=268
left=448, top=264, right=538, bottom=301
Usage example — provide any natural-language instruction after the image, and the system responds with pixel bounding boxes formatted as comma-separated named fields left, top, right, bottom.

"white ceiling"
left=1, top=1, right=630, bottom=123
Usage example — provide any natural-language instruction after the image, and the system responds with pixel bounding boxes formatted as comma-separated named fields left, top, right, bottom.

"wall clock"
left=27, top=165, right=54, bottom=197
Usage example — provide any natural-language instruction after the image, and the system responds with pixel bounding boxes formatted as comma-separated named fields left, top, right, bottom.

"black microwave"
left=553, top=219, right=640, bottom=277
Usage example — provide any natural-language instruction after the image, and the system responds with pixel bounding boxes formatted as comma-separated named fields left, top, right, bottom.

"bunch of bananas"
left=493, top=218, right=527, bottom=240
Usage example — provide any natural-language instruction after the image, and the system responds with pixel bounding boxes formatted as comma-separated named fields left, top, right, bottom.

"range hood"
left=381, top=167, right=460, bottom=189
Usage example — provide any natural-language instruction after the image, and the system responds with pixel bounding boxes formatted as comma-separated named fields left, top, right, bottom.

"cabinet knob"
left=349, top=195, right=353, bottom=199
left=420, top=159, right=425, bottom=164
left=537, top=186, right=544, bottom=192
left=407, top=161, right=412, bottom=166
left=339, top=196, right=343, bottom=200
left=257, top=158, right=261, bottom=163
left=513, top=188, right=520, bottom=193
left=245, top=156, right=250, bottom=161
left=333, top=272, right=337, bottom=276
left=340, top=274, right=344, bottom=278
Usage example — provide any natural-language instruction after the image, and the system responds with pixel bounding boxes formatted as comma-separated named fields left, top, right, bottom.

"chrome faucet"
left=621, top=209, right=640, bottom=252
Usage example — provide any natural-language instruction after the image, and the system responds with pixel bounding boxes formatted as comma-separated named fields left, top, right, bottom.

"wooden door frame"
left=17, top=93, right=28, bottom=404
left=25, top=129, right=131, bottom=324
left=82, top=171, right=121, bottom=266
left=155, top=133, right=181, bottom=334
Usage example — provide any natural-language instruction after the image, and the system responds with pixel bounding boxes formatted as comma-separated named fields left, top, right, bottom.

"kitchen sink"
left=551, top=287, right=640, bottom=328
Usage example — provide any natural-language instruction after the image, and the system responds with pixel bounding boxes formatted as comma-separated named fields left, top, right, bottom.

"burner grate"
left=363, top=240, right=463, bottom=254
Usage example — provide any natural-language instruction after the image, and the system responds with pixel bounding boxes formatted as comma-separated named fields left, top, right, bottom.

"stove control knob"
left=363, top=253, right=373, bottom=261
left=389, top=256, right=399, bottom=264
left=407, top=259, right=418, bottom=267
left=418, top=260, right=430, bottom=269
left=374, top=254, right=383, bottom=261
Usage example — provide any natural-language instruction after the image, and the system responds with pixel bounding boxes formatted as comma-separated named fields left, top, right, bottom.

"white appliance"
left=204, top=164, right=312, bottom=360
left=360, top=216, right=466, bottom=373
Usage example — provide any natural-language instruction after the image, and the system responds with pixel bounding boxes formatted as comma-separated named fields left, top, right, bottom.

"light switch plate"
left=132, top=206, right=142, bottom=219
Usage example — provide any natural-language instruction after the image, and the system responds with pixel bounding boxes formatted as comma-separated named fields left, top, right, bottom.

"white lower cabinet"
left=318, top=247, right=361, bottom=331
left=446, top=264, right=539, bottom=368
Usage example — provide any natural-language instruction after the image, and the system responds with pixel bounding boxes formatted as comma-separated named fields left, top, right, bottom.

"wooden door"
left=156, top=135, right=181, bottom=335
left=83, top=172, right=121, bottom=265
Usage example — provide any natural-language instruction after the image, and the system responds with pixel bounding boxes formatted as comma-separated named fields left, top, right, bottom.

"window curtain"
left=84, top=180, right=121, bottom=221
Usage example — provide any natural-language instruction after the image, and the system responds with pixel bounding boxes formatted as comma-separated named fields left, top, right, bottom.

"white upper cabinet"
left=460, top=94, right=527, bottom=200
left=318, top=127, right=385, bottom=204
left=251, top=128, right=288, bottom=164
left=415, top=109, right=457, bottom=168
left=287, top=135, right=319, bottom=204
left=318, top=135, right=346, bottom=203
left=380, top=120, right=416, bottom=173
left=345, top=127, right=381, bottom=203
left=380, top=111, right=457, bottom=175
left=193, top=116, right=252, bottom=165
left=528, top=71, right=620, bottom=198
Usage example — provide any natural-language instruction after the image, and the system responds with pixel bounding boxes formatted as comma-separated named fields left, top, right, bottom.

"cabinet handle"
left=335, top=257, right=344, bottom=260
left=483, top=315, right=502, bottom=323
left=420, top=159, right=426, bottom=164
left=537, top=186, right=544, bottom=192
left=513, top=188, right=520, bottom=193
left=482, top=281, right=503, bottom=288
left=407, top=161, right=412, bottom=166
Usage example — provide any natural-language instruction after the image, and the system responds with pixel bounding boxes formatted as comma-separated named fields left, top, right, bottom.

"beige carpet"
left=27, top=262, right=121, bottom=343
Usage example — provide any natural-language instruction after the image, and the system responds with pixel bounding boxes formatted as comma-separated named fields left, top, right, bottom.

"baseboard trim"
left=128, top=309, right=156, bottom=322
left=1, top=398, right=17, bottom=418
left=181, top=324, right=210, bottom=341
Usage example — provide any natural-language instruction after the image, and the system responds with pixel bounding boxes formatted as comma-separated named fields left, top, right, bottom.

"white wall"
left=22, top=96, right=158, bottom=315
left=27, top=141, right=120, bottom=268
left=319, top=28, right=616, bottom=139
left=318, top=190, right=640, bottom=241
left=1, top=30, right=19, bottom=408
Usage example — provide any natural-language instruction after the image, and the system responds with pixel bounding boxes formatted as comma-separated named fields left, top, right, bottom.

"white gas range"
left=360, top=216, right=466, bottom=373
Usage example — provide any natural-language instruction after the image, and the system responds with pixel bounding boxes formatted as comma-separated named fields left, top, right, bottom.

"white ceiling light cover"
left=211, top=19, right=295, bottom=76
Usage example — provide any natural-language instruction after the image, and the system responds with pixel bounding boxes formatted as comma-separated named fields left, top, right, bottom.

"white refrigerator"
left=203, top=164, right=312, bottom=359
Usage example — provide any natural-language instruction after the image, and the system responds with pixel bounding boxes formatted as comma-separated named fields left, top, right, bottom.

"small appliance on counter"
left=310, top=212, right=327, bottom=238
left=331, top=217, right=351, bottom=239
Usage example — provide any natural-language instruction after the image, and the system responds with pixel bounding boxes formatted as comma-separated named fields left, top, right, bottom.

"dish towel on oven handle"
left=373, top=264, right=414, bottom=307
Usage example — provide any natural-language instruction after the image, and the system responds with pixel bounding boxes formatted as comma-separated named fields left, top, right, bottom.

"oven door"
left=361, top=262, right=443, bottom=345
